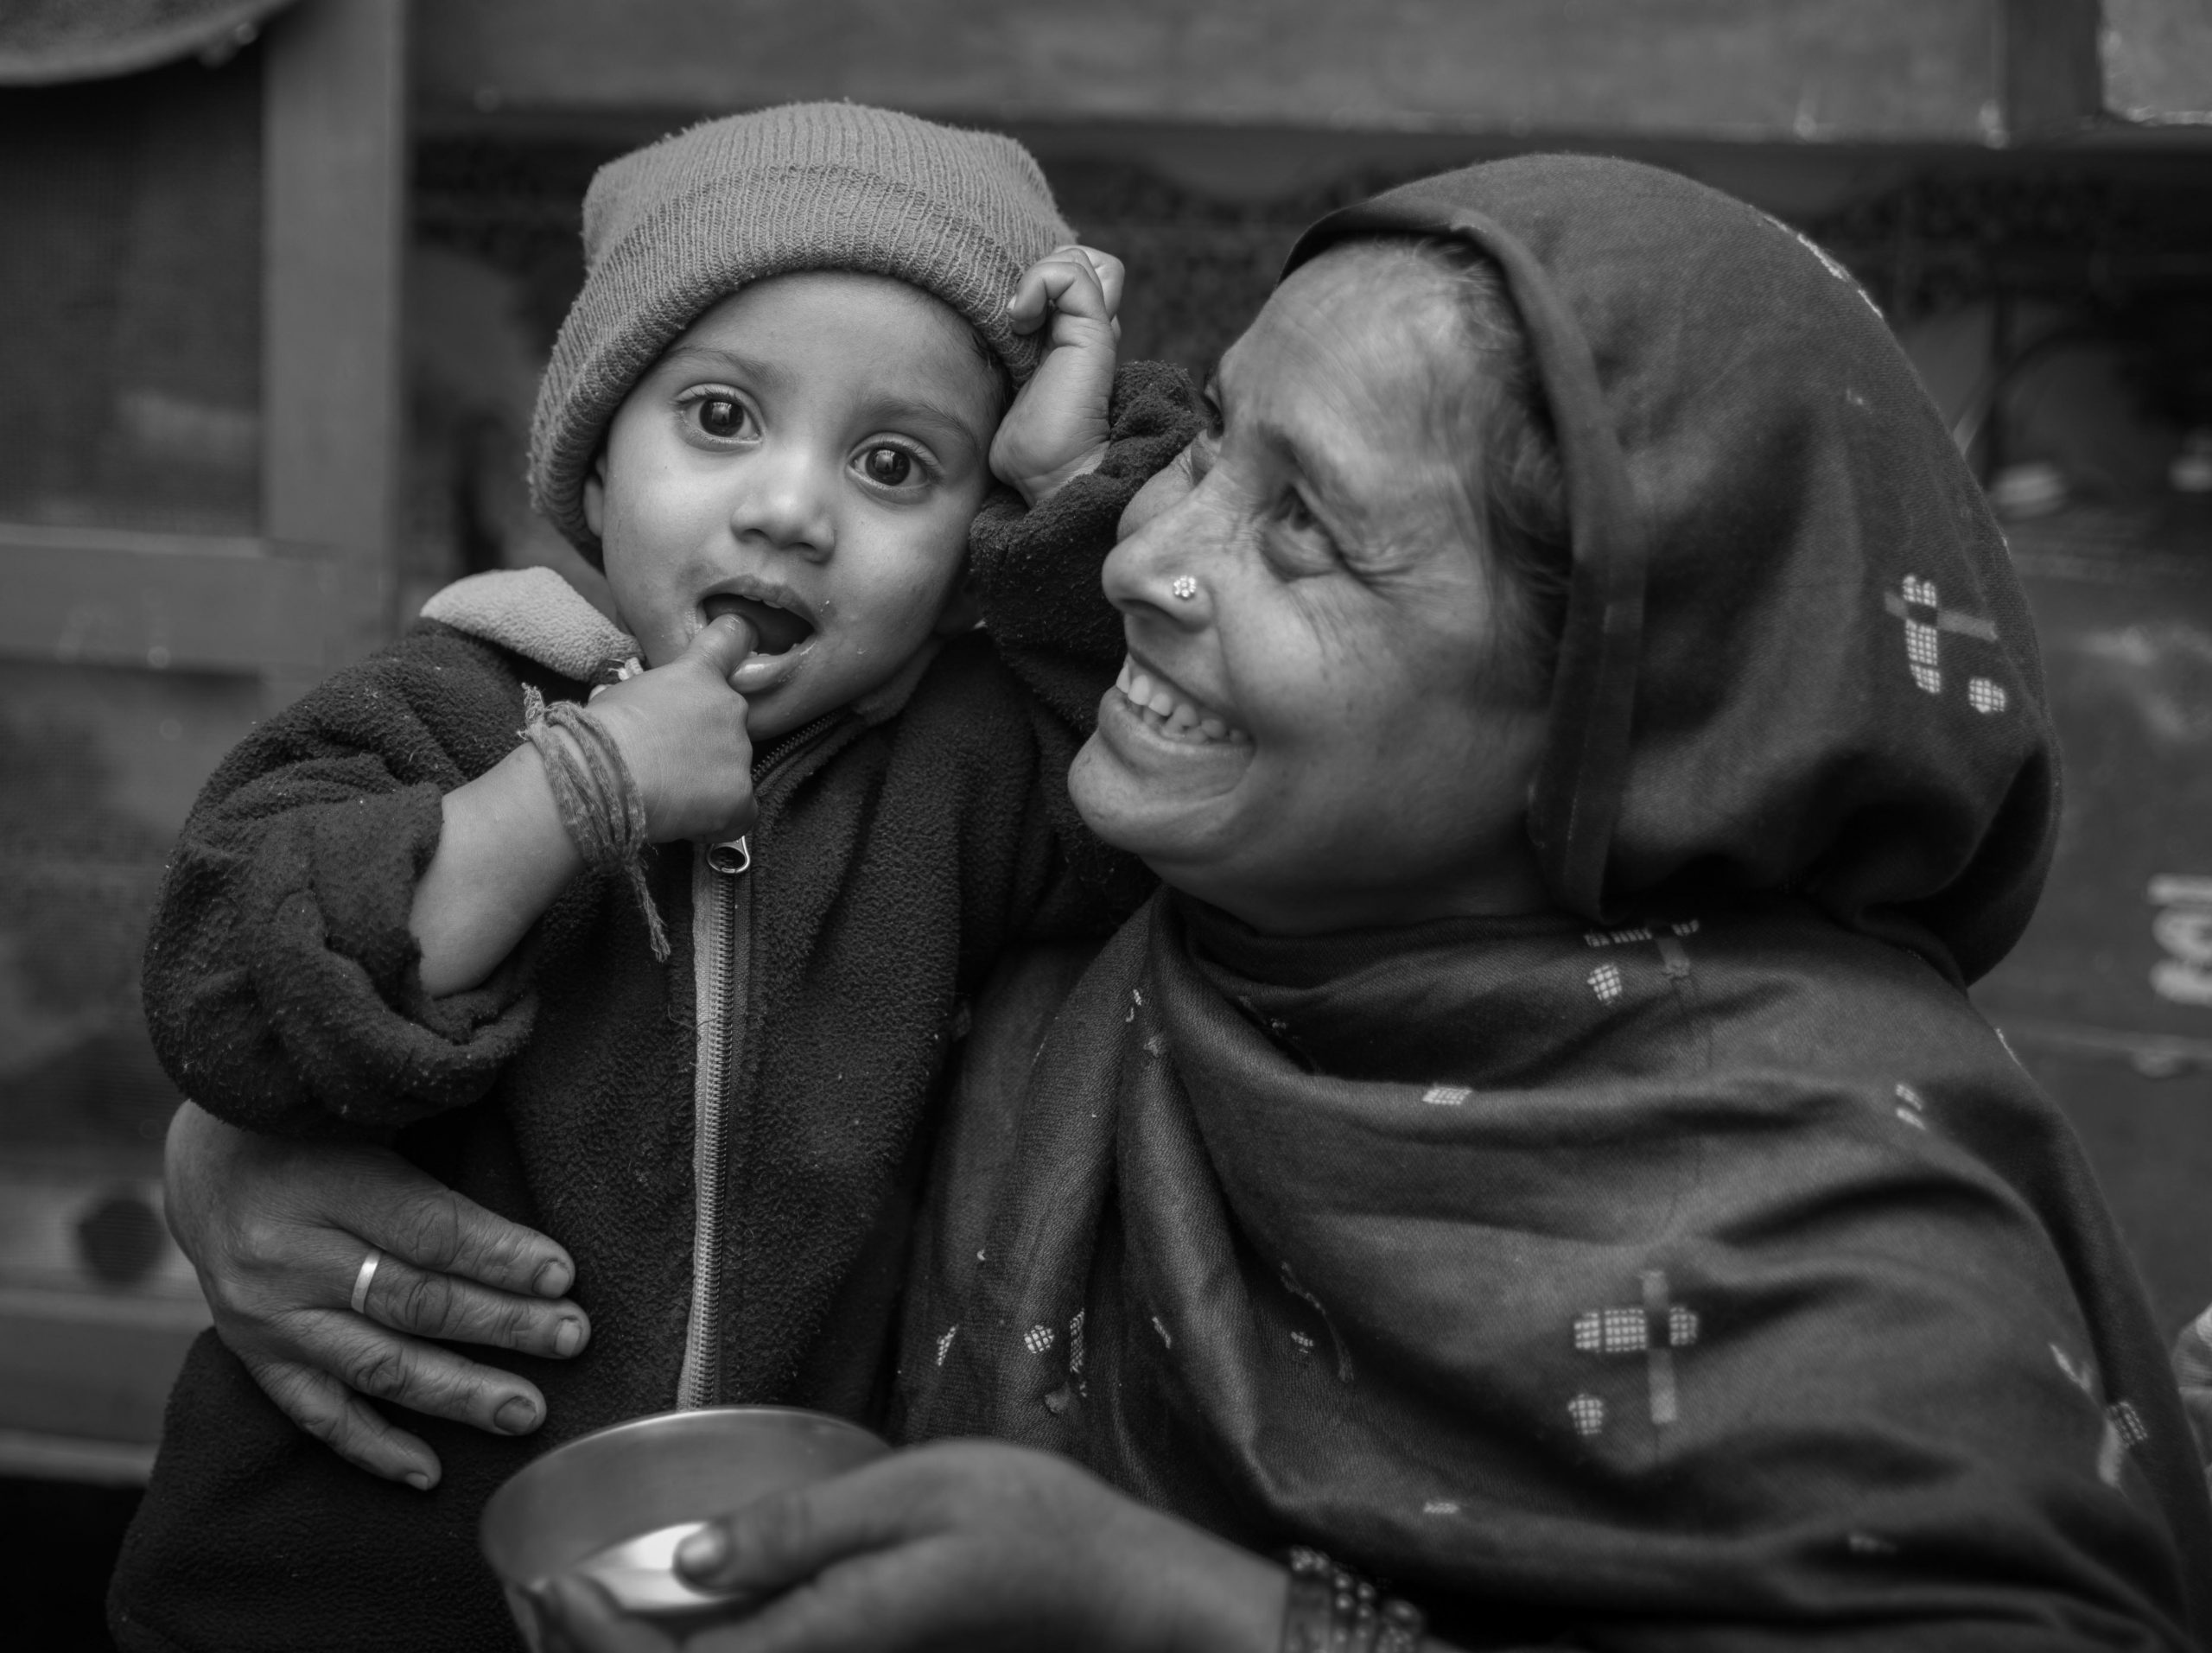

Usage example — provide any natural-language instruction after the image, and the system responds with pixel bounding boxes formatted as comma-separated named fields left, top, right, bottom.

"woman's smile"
left=1109, top=654, right=1249, bottom=746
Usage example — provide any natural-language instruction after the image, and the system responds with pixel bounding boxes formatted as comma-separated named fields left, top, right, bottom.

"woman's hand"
left=992, top=245, right=1124, bottom=507
left=2174, top=1305, right=2212, bottom=1465
left=534, top=1440, right=1285, bottom=1653
left=164, top=1101, right=590, bottom=1490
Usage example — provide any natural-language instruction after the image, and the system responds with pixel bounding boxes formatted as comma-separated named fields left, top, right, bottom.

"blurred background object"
left=0, top=0, right=300, bottom=86
left=2, top=2, right=2209, bottom=1645
left=0, top=1, right=400, bottom=1643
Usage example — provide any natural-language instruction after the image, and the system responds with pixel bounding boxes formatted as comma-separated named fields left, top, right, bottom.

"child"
left=109, top=102, right=1192, bottom=1653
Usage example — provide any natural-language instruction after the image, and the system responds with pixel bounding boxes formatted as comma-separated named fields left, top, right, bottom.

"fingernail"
left=553, top=1318, right=583, bottom=1357
left=677, top=1524, right=728, bottom=1576
left=533, top=1259, right=572, bottom=1297
left=495, top=1396, right=540, bottom=1434
left=404, top=1471, right=432, bottom=1492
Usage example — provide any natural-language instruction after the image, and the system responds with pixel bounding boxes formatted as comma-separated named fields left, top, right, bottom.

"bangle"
left=1280, top=1546, right=1426, bottom=1653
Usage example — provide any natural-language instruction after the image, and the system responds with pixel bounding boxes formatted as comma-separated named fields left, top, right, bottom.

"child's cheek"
left=595, top=550, right=677, bottom=671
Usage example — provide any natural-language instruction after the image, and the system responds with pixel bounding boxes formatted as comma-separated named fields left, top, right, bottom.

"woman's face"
left=1070, top=244, right=1552, bottom=935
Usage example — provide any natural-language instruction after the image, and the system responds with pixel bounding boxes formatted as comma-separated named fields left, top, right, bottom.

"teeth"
left=1113, top=656, right=1247, bottom=746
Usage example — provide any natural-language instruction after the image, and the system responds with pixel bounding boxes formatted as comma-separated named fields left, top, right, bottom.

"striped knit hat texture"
left=530, top=101, right=1074, bottom=557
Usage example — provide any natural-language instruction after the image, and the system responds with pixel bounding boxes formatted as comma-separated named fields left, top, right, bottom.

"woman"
left=168, top=157, right=2212, bottom=1650
left=535, top=156, right=2205, bottom=1650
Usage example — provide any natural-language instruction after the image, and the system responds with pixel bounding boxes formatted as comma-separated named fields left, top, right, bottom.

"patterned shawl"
left=900, top=893, right=2209, bottom=1648
left=894, top=157, right=2211, bottom=1649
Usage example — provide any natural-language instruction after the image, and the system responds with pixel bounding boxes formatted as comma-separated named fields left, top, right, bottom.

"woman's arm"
left=2175, top=1308, right=2212, bottom=1468
left=969, top=359, right=1202, bottom=731
left=955, top=354, right=1199, bottom=944
left=163, top=1099, right=590, bottom=1487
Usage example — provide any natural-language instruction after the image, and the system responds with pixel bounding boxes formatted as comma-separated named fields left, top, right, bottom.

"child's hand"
left=584, top=616, right=760, bottom=843
left=992, top=245, right=1123, bottom=508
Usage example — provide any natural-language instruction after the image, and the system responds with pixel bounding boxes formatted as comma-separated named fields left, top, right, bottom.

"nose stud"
left=1170, top=575, right=1198, bottom=601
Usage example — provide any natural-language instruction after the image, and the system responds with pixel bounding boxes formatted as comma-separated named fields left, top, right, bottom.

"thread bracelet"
left=518, top=685, right=671, bottom=962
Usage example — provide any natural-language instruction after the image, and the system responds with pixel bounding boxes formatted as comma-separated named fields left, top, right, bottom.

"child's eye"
left=856, top=444, right=931, bottom=490
left=685, top=394, right=753, bottom=442
left=863, top=448, right=912, bottom=486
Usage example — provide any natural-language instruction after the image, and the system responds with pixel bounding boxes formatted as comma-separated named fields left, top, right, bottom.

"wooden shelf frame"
left=0, top=0, right=406, bottom=701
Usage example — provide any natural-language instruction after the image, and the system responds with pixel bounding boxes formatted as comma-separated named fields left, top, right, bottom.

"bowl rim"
left=479, top=1404, right=889, bottom=1580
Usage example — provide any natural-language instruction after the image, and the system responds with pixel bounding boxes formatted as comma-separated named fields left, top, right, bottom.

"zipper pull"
left=707, top=836, right=752, bottom=875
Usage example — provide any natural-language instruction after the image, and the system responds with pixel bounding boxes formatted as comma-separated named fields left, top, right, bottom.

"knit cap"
left=530, top=101, right=1075, bottom=557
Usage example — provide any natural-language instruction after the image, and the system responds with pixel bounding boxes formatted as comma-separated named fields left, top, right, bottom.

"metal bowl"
left=480, top=1405, right=887, bottom=1649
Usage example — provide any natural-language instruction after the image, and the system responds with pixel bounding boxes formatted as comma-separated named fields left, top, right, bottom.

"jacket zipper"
left=674, top=713, right=846, bottom=1409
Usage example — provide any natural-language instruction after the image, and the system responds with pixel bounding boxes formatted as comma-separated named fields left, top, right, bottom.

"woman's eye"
left=1281, top=490, right=1326, bottom=537
left=694, top=397, right=747, bottom=440
left=1263, top=487, right=1341, bottom=577
left=861, top=447, right=918, bottom=487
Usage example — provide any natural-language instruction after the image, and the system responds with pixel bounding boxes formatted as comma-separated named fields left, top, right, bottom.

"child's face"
left=1071, top=246, right=1550, bottom=934
left=585, top=271, right=1001, bottom=741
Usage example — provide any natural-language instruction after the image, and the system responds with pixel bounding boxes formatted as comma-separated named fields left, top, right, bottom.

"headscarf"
left=1287, top=156, right=2058, bottom=986
left=898, top=158, right=2210, bottom=1650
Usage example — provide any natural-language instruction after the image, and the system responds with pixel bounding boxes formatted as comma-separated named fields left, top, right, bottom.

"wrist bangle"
left=1280, top=1546, right=1426, bottom=1653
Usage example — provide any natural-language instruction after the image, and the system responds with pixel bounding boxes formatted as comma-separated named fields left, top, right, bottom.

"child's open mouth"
left=703, top=593, right=813, bottom=656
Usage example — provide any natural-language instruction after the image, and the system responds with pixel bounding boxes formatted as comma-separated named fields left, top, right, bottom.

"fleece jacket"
left=107, top=362, right=1194, bottom=1653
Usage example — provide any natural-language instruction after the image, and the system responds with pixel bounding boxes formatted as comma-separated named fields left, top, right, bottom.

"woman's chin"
left=1072, top=694, right=1253, bottom=856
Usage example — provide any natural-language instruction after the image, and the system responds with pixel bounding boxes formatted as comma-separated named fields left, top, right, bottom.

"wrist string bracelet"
left=519, top=684, right=671, bottom=963
left=1281, top=1547, right=1426, bottom=1653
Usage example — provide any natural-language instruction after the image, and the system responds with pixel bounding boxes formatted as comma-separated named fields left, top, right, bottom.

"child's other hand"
left=992, top=245, right=1122, bottom=508
left=585, top=616, right=760, bottom=843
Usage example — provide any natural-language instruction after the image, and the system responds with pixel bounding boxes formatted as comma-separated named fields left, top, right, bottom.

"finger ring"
left=1171, top=575, right=1198, bottom=601
left=350, top=1248, right=383, bottom=1315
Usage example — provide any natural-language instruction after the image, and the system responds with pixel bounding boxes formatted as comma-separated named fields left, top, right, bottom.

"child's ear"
left=582, top=450, right=609, bottom=540
left=933, top=569, right=982, bottom=637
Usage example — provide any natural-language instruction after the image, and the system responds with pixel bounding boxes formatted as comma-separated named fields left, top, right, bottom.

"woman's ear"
left=933, top=569, right=982, bottom=637
left=582, top=450, right=609, bottom=541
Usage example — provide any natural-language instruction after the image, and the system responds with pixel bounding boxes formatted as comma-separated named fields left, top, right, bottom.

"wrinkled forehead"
left=1217, top=245, right=1484, bottom=522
